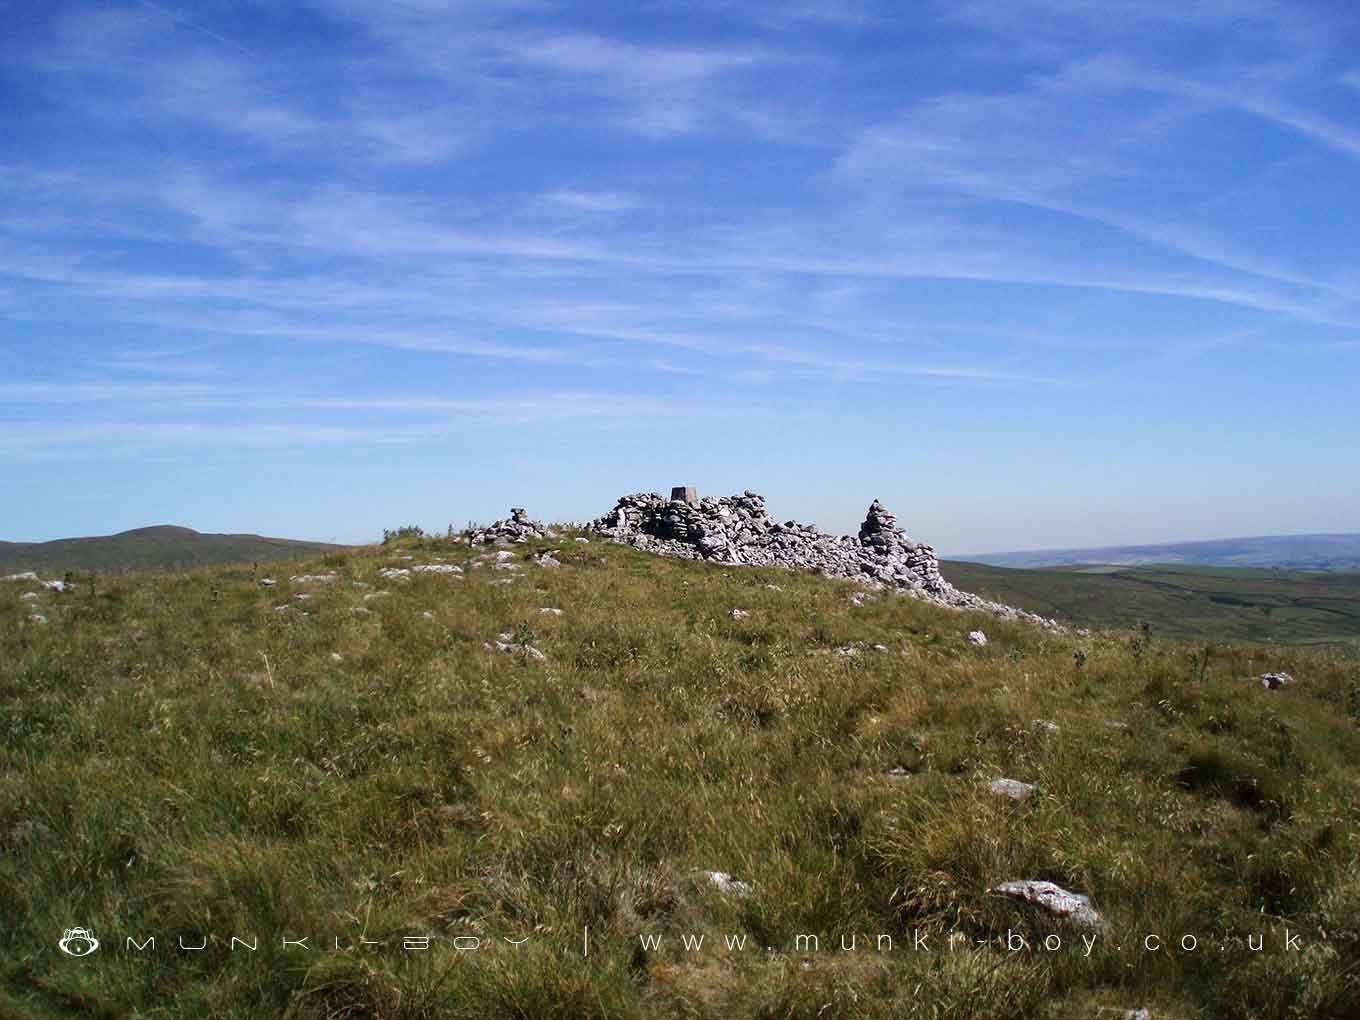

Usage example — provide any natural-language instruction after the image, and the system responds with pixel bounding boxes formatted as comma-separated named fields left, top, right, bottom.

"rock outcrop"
left=588, top=490, right=1057, bottom=627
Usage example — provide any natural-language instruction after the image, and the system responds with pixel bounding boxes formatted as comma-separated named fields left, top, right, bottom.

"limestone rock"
left=967, top=630, right=988, bottom=646
left=468, top=507, right=551, bottom=545
left=988, top=879, right=1104, bottom=929
left=588, top=491, right=1057, bottom=628
left=485, top=632, right=547, bottom=661
left=1260, top=671, right=1293, bottom=690
left=989, top=778, right=1037, bottom=801
left=699, top=870, right=753, bottom=898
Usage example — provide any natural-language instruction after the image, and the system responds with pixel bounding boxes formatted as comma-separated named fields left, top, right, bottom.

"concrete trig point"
left=670, top=485, right=698, bottom=505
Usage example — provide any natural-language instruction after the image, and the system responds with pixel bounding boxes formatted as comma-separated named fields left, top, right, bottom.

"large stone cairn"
left=589, top=489, right=1058, bottom=627
left=467, top=507, right=555, bottom=545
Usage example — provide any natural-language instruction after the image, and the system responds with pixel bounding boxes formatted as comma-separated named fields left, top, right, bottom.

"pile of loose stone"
left=466, top=508, right=556, bottom=545
left=588, top=490, right=1058, bottom=627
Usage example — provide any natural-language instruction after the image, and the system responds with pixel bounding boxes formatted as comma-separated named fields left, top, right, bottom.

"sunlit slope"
left=4, top=533, right=1359, bottom=1019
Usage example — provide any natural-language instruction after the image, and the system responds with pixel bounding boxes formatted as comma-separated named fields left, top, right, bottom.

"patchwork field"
left=4, top=533, right=1359, bottom=1018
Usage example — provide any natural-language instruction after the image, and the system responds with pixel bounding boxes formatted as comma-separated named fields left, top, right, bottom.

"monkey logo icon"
left=57, top=928, right=100, bottom=957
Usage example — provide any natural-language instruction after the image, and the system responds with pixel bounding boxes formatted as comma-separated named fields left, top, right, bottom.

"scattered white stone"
left=495, top=551, right=516, bottom=563
left=536, top=553, right=561, bottom=568
left=290, top=573, right=337, bottom=583
left=967, top=630, right=988, bottom=646
left=378, top=568, right=411, bottom=580
left=259, top=578, right=276, bottom=587
left=835, top=645, right=858, bottom=657
left=362, top=591, right=390, bottom=601
left=1033, top=719, right=1060, bottom=734
left=990, top=778, right=1037, bottom=801
left=884, top=767, right=912, bottom=779
left=872, top=643, right=889, bottom=652
left=1076, top=628, right=1091, bottom=637
left=3, top=571, right=39, bottom=582
left=294, top=593, right=312, bottom=601
left=1260, top=671, right=1293, bottom=690
left=700, top=870, right=753, bottom=899
left=329, top=652, right=343, bottom=662
left=422, top=610, right=434, bottom=619
left=493, top=562, right=521, bottom=572
left=539, top=607, right=564, bottom=616
left=1123, top=1010, right=1151, bottom=1020
left=988, top=879, right=1105, bottom=929
left=729, top=608, right=749, bottom=619
left=275, top=605, right=291, bottom=613
left=765, top=583, right=783, bottom=591
left=352, top=607, right=373, bottom=615
left=849, top=592, right=869, bottom=606
left=413, top=564, right=463, bottom=574
left=20, top=592, right=40, bottom=601
left=41, top=579, right=69, bottom=591
left=574, top=537, right=590, bottom=543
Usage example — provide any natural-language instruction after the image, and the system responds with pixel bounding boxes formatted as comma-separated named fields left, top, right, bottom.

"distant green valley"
left=941, top=560, right=1360, bottom=653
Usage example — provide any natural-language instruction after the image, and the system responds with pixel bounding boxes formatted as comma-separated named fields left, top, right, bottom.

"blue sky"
left=3, top=0, right=1358, bottom=552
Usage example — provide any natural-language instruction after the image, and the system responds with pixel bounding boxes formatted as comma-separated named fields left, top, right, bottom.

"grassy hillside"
left=941, top=561, right=1360, bottom=655
left=4, top=534, right=1360, bottom=1018
left=0, top=525, right=347, bottom=575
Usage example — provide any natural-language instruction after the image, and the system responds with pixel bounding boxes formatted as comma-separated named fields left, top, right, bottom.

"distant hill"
left=0, top=525, right=348, bottom=574
left=959, top=532, right=1360, bottom=571
left=940, top=560, right=1360, bottom=651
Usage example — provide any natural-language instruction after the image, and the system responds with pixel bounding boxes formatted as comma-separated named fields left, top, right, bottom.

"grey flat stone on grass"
left=699, top=870, right=753, bottom=898
left=989, top=778, right=1037, bottom=801
left=988, top=880, right=1105, bottom=929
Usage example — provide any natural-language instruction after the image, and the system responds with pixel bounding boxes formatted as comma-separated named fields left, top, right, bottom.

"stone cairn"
left=466, top=507, right=556, bottom=545
left=588, top=488, right=1059, bottom=627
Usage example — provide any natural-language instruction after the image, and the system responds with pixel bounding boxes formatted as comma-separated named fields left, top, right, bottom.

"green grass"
left=941, top=561, right=1360, bottom=654
left=4, top=534, right=1360, bottom=1018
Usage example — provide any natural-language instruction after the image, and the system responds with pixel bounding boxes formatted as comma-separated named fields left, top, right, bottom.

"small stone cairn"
left=467, top=507, right=555, bottom=545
